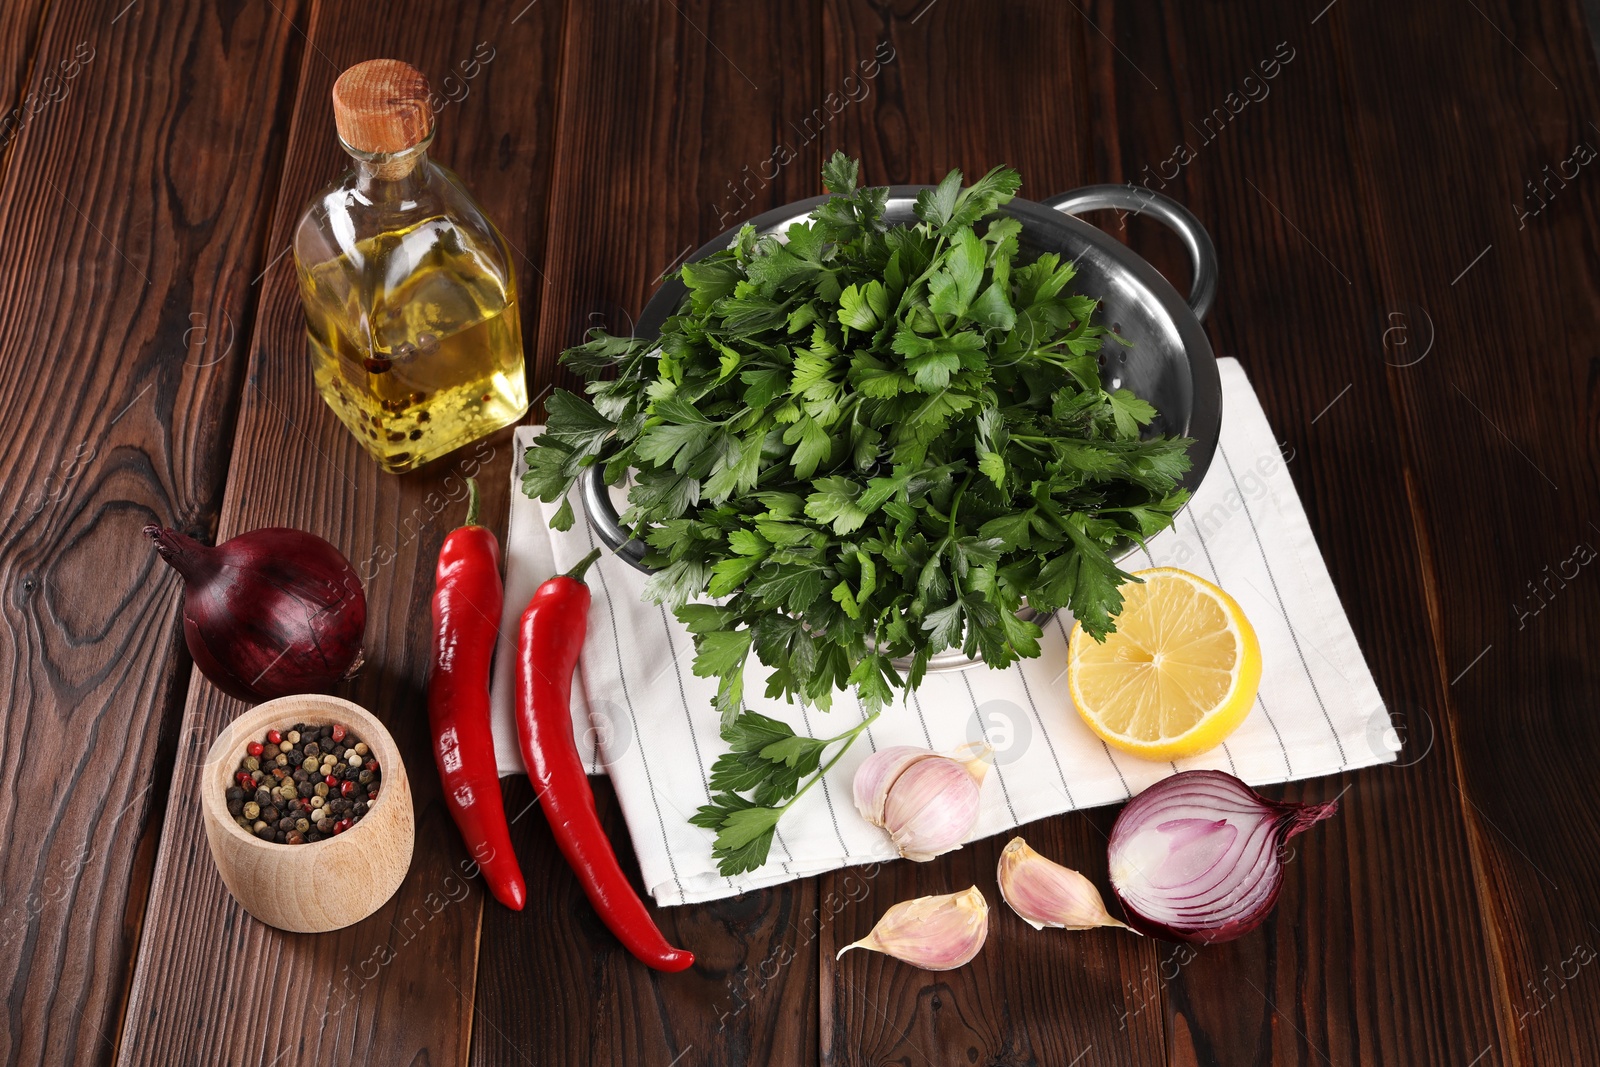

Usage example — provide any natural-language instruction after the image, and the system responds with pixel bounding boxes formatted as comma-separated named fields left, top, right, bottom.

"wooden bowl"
left=201, top=694, right=414, bottom=933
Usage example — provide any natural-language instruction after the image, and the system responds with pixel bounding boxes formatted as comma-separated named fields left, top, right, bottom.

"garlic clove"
left=996, top=837, right=1136, bottom=933
left=882, top=754, right=986, bottom=861
left=837, top=886, right=989, bottom=970
left=852, top=746, right=937, bottom=827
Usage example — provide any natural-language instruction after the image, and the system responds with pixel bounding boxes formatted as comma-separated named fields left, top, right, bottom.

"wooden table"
left=3, top=1, right=1597, bottom=1063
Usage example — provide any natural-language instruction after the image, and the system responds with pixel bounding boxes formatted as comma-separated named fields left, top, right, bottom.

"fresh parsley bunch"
left=524, top=154, right=1193, bottom=873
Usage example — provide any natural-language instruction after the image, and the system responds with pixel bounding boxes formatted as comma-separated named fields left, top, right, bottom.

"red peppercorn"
left=266, top=729, right=282, bottom=745
left=340, top=780, right=357, bottom=798
left=334, top=818, right=353, bottom=834
left=367, top=789, right=379, bottom=802
left=365, top=759, right=379, bottom=773
left=331, top=723, right=347, bottom=743
left=325, top=775, right=339, bottom=787
left=247, top=741, right=265, bottom=757
left=235, top=771, right=255, bottom=790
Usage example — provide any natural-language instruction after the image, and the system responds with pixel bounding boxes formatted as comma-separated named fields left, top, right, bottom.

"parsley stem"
left=816, top=711, right=882, bottom=745
left=783, top=710, right=882, bottom=811
left=948, top=471, right=974, bottom=539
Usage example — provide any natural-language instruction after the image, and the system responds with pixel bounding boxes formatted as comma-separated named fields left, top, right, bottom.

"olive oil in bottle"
left=293, top=59, right=528, bottom=473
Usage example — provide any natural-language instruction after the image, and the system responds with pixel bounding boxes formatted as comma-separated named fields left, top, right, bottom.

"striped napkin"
left=489, top=358, right=1395, bottom=905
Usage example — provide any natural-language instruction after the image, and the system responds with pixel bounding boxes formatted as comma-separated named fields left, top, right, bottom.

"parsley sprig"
left=525, top=154, right=1192, bottom=874
left=688, top=708, right=880, bottom=874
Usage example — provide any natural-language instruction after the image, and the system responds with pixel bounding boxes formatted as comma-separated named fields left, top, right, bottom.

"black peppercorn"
left=230, top=724, right=380, bottom=845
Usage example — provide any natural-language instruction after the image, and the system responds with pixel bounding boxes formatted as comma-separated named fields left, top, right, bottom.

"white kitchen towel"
left=489, top=358, right=1396, bottom=906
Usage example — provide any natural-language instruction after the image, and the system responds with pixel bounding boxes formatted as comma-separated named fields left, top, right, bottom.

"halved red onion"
left=1106, top=770, right=1338, bottom=943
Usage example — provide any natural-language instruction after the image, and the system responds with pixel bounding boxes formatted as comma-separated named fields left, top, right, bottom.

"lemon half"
left=1067, top=568, right=1262, bottom=761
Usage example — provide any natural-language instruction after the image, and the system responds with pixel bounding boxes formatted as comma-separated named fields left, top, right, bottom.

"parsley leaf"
left=526, top=152, right=1195, bottom=874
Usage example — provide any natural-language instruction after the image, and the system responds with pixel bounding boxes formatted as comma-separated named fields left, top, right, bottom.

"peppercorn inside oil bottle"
left=293, top=59, right=529, bottom=473
left=298, top=218, right=527, bottom=471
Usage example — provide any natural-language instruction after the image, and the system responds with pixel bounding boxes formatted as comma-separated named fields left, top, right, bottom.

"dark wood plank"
left=1073, top=2, right=1518, bottom=1064
left=813, top=3, right=1170, bottom=1065
left=477, top=778, right=821, bottom=1067
left=0, top=1, right=306, bottom=1064
left=0, top=0, right=53, bottom=175
left=821, top=823, right=1164, bottom=1067
left=1325, top=0, right=1600, bottom=1063
left=112, top=2, right=568, bottom=1064
left=473, top=2, right=826, bottom=1064
left=822, top=0, right=1095, bottom=197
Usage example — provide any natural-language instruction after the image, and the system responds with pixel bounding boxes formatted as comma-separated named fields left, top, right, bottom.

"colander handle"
left=581, top=463, right=653, bottom=573
left=1041, top=185, right=1217, bottom=322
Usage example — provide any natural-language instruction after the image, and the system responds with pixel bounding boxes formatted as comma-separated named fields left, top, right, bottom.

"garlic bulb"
left=837, top=887, right=989, bottom=970
left=996, top=837, right=1134, bottom=933
left=852, top=744, right=990, bottom=861
left=850, top=746, right=931, bottom=826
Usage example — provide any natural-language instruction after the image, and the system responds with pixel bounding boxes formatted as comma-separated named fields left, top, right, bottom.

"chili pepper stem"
left=463, top=477, right=482, bottom=528
left=564, top=547, right=604, bottom=583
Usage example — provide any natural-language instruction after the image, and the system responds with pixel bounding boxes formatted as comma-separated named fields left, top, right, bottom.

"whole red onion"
left=145, top=525, right=367, bottom=703
left=1107, top=770, right=1338, bottom=944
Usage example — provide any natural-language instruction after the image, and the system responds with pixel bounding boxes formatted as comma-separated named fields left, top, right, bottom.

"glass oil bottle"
left=293, top=59, right=528, bottom=473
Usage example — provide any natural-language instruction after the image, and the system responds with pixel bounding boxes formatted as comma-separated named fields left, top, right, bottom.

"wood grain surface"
left=112, top=1, right=565, bottom=1065
left=0, top=2, right=304, bottom=1064
left=0, top=0, right=56, bottom=181
left=1073, top=2, right=1516, bottom=1064
left=1331, top=1, right=1600, bottom=1063
left=1, top=0, right=1598, bottom=1064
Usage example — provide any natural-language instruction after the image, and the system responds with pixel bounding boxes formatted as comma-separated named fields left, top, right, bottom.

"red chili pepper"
left=515, top=548, right=694, bottom=973
left=426, top=478, right=527, bottom=911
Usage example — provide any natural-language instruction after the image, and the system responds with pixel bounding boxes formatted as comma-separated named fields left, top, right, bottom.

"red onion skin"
left=146, top=525, right=366, bottom=703
left=1107, top=770, right=1338, bottom=944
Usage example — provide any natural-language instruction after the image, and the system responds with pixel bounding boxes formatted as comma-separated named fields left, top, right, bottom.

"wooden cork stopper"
left=332, top=59, right=433, bottom=169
